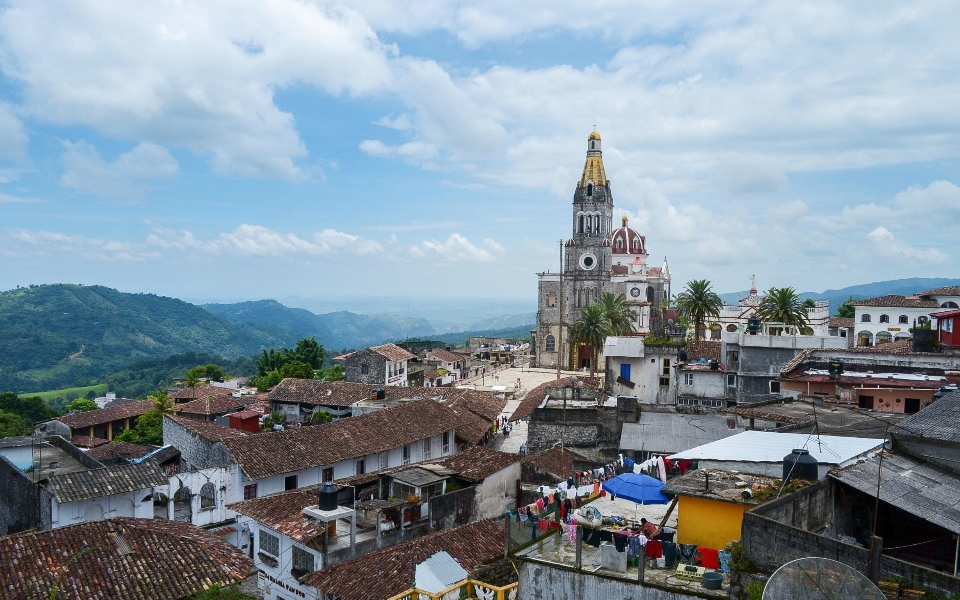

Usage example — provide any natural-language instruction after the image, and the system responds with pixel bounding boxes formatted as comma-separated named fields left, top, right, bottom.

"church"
left=534, top=131, right=671, bottom=370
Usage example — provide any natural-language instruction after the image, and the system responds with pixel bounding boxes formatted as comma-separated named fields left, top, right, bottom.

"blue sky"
left=1, top=0, right=959, bottom=306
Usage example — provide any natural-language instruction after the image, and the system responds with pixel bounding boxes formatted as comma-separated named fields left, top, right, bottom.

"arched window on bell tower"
left=587, top=183, right=593, bottom=197
left=586, top=215, right=593, bottom=236
left=578, top=214, right=584, bottom=233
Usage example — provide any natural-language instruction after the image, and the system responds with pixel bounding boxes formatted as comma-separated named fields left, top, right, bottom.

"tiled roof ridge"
left=174, top=394, right=249, bottom=415
left=370, top=343, right=418, bottom=362
left=166, top=413, right=251, bottom=442
left=57, top=399, right=154, bottom=429
left=780, top=347, right=816, bottom=376
left=510, top=376, right=602, bottom=422
left=852, top=294, right=940, bottom=308
left=917, top=285, right=960, bottom=296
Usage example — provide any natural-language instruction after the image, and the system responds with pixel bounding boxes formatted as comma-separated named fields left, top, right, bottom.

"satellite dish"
left=762, top=557, right=886, bottom=600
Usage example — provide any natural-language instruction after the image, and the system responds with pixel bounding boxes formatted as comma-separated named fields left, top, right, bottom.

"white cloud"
left=60, top=141, right=178, bottom=198
left=0, top=192, right=42, bottom=204
left=0, top=0, right=392, bottom=179
left=867, top=226, right=947, bottom=263
left=409, top=233, right=504, bottom=262
left=0, top=103, right=27, bottom=161
left=146, top=224, right=384, bottom=257
left=9, top=229, right=158, bottom=261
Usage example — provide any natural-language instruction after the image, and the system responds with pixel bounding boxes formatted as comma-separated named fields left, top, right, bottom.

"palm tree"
left=570, top=304, right=611, bottom=377
left=147, top=389, right=175, bottom=414
left=675, top=280, right=723, bottom=341
left=184, top=367, right=202, bottom=402
left=596, top=291, right=637, bottom=336
left=757, top=287, right=810, bottom=334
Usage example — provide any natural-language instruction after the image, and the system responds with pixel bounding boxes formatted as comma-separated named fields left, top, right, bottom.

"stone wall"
left=473, top=557, right=517, bottom=587
left=343, top=348, right=387, bottom=385
left=162, top=415, right=234, bottom=470
left=527, top=404, right=626, bottom=461
left=518, top=560, right=719, bottom=600
left=429, top=486, right=476, bottom=531
left=0, top=454, right=51, bottom=535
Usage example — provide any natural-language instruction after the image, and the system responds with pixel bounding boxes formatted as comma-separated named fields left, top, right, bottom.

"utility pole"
left=557, top=239, right=564, bottom=381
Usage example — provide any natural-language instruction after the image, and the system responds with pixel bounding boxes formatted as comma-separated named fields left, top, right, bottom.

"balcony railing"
left=386, top=580, right=518, bottom=600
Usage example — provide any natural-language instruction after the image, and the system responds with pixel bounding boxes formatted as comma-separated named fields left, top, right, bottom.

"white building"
left=709, top=276, right=831, bottom=338
left=853, top=295, right=942, bottom=346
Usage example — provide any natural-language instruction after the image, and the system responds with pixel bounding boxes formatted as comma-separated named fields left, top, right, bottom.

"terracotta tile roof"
left=435, top=446, right=519, bottom=482
left=647, top=267, right=662, bottom=277
left=227, top=409, right=262, bottom=420
left=267, top=379, right=376, bottom=407
left=917, top=286, right=960, bottom=296
left=174, top=394, right=249, bottom=416
left=828, top=317, right=855, bottom=328
left=723, top=406, right=810, bottom=425
left=70, top=435, right=109, bottom=449
left=166, top=414, right=252, bottom=442
left=440, top=388, right=507, bottom=421
left=56, top=400, right=154, bottom=430
left=170, top=385, right=235, bottom=401
left=84, top=441, right=153, bottom=462
left=0, top=517, right=253, bottom=599
left=853, top=294, right=940, bottom=308
left=229, top=486, right=326, bottom=543
left=224, top=398, right=461, bottom=481
left=611, top=265, right=628, bottom=275
left=441, top=404, right=490, bottom=445
left=521, top=447, right=586, bottom=480
left=427, top=348, right=463, bottom=363
left=842, top=339, right=924, bottom=355
left=302, top=519, right=504, bottom=600
left=369, top=343, right=417, bottom=362
left=685, top=340, right=721, bottom=363
left=510, top=376, right=601, bottom=422
left=47, top=461, right=169, bottom=502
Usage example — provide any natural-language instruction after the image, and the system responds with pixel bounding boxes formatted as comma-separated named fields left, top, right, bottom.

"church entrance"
left=578, top=345, right=591, bottom=370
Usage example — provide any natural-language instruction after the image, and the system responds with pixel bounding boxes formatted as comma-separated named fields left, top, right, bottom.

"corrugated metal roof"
left=668, top=430, right=882, bottom=465
left=830, top=451, right=960, bottom=535
left=603, top=336, right=644, bottom=358
left=415, top=550, right=469, bottom=594
left=891, top=390, right=960, bottom=443
left=620, top=413, right=743, bottom=454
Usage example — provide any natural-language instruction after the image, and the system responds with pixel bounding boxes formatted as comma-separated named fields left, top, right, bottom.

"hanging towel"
left=718, top=550, right=732, bottom=573
left=623, top=456, right=635, bottom=468
left=700, top=548, right=720, bottom=570
left=583, top=529, right=602, bottom=547
left=612, top=532, right=628, bottom=552
left=645, top=540, right=663, bottom=558
left=567, top=525, right=579, bottom=544
left=657, top=456, right=667, bottom=484
left=678, top=544, right=698, bottom=564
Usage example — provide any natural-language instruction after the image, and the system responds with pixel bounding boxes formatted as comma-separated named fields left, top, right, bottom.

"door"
left=904, top=398, right=921, bottom=414
left=620, top=363, right=631, bottom=382
left=858, top=395, right=874, bottom=409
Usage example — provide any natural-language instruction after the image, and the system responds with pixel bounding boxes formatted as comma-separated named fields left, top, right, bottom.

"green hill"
left=0, top=284, right=296, bottom=393
left=203, top=299, right=435, bottom=349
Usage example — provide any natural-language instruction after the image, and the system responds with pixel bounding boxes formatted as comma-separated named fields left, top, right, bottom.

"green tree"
left=757, top=287, right=810, bottom=333
left=0, top=409, right=27, bottom=438
left=802, top=298, right=816, bottom=309
left=836, top=296, right=857, bottom=318
left=147, top=389, right=175, bottom=413
left=184, top=367, right=203, bottom=401
left=596, top=292, right=637, bottom=336
left=67, top=398, right=99, bottom=412
left=570, top=304, right=611, bottom=377
left=0, top=392, right=58, bottom=424
left=675, top=280, right=723, bottom=341
left=280, top=360, right=315, bottom=380
left=305, top=410, right=332, bottom=425
left=323, top=364, right=344, bottom=381
left=293, top=337, right=324, bottom=369
left=203, top=363, right=225, bottom=382
left=114, top=389, right=174, bottom=445
left=251, top=370, right=283, bottom=392
left=262, top=411, right=286, bottom=431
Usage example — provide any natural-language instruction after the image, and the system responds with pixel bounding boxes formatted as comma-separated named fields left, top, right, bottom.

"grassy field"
left=25, top=384, right=108, bottom=401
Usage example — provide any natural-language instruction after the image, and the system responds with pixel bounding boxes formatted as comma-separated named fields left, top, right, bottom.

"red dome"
left=611, top=226, right=645, bottom=255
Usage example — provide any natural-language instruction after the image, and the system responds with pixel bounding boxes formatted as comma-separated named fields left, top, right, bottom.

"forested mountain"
left=0, top=285, right=296, bottom=393
left=203, top=300, right=435, bottom=349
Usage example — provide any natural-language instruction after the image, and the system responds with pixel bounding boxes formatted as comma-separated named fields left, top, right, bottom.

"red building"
left=227, top=409, right=262, bottom=434
left=935, top=308, right=960, bottom=348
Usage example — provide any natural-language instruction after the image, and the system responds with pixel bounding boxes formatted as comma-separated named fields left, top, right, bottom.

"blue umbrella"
left=601, top=472, right=670, bottom=505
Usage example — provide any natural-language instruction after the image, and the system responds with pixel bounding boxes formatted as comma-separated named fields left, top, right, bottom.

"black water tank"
left=709, top=360, right=719, bottom=371
left=318, top=481, right=339, bottom=511
left=679, top=350, right=689, bottom=362
left=828, top=359, right=843, bottom=378
left=373, top=387, right=385, bottom=400
left=747, top=316, right=761, bottom=334
left=783, top=449, right=818, bottom=484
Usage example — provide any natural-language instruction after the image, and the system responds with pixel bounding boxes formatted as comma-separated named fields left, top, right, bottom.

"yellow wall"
left=676, top=495, right=749, bottom=550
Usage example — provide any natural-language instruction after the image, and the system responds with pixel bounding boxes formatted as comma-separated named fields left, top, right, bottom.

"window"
left=200, top=483, right=216, bottom=509
left=578, top=215, right=584, bottom=233
left=423, top=437, right=433, bottom=459
left=661, top=359, right=671, bottom=376
left=379, top=452, right=388, bottom=470
left=292, top=546, right=315, bottom=574
left=284, top=475, right=298, bottom=491
left=394, top=482, right=417, bottom=502
left=355, top=459, right=365, bottom=475
left=259, top=530, right=280, bottom=557
left=545, top=335, right=556, bottom=353
left=861, top=314, right=871, bottom=323
left=943, top=301, right=960, bottom=309
left=728, top=350, right=739, bottom=363
left=402, top=444, right=411, bottom=465
left=422, top=482, right=444, bottom=499
left=586, top=215, right=592, bottom=235
left=710, top=327, right=721, bottom=340
left=880, top=314, right=890, bottom=323
left=684, top=373, right=694, bottom=386
left=770, top=381, right=781, bottom=394
left=659, top=376, right=670, bottom=387
left=616, top=238, right=623, bottom=249
left=243, top=484, right=257, bottom=500
left=619, top=363, right=631, bottom=381
left=360, top=363, right=369, bottom=374
left=595, top=217, right=600, bottom=235
left=899, top=315, right=909, bottom=324
left=727, top=374, right=736, bottom=387
left=726, top=324, right=737, bottom=332
left=547, top=293, right=556, bottom=308
left=587, top=183, right=593, bottom=197
left=442, top=431, right=451, bottom=455
left=322, top=467, right=334, bottom=482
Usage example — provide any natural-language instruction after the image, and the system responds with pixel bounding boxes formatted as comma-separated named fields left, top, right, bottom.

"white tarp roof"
left=603, top=336, right=645, bottom=358
left=668, top=430, right=882, bottom=465
left=415, top=550, right=469, bottom=594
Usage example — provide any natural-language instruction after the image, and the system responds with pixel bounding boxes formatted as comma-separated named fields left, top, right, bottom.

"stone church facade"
left=534, top=131, right=671, bottom=369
